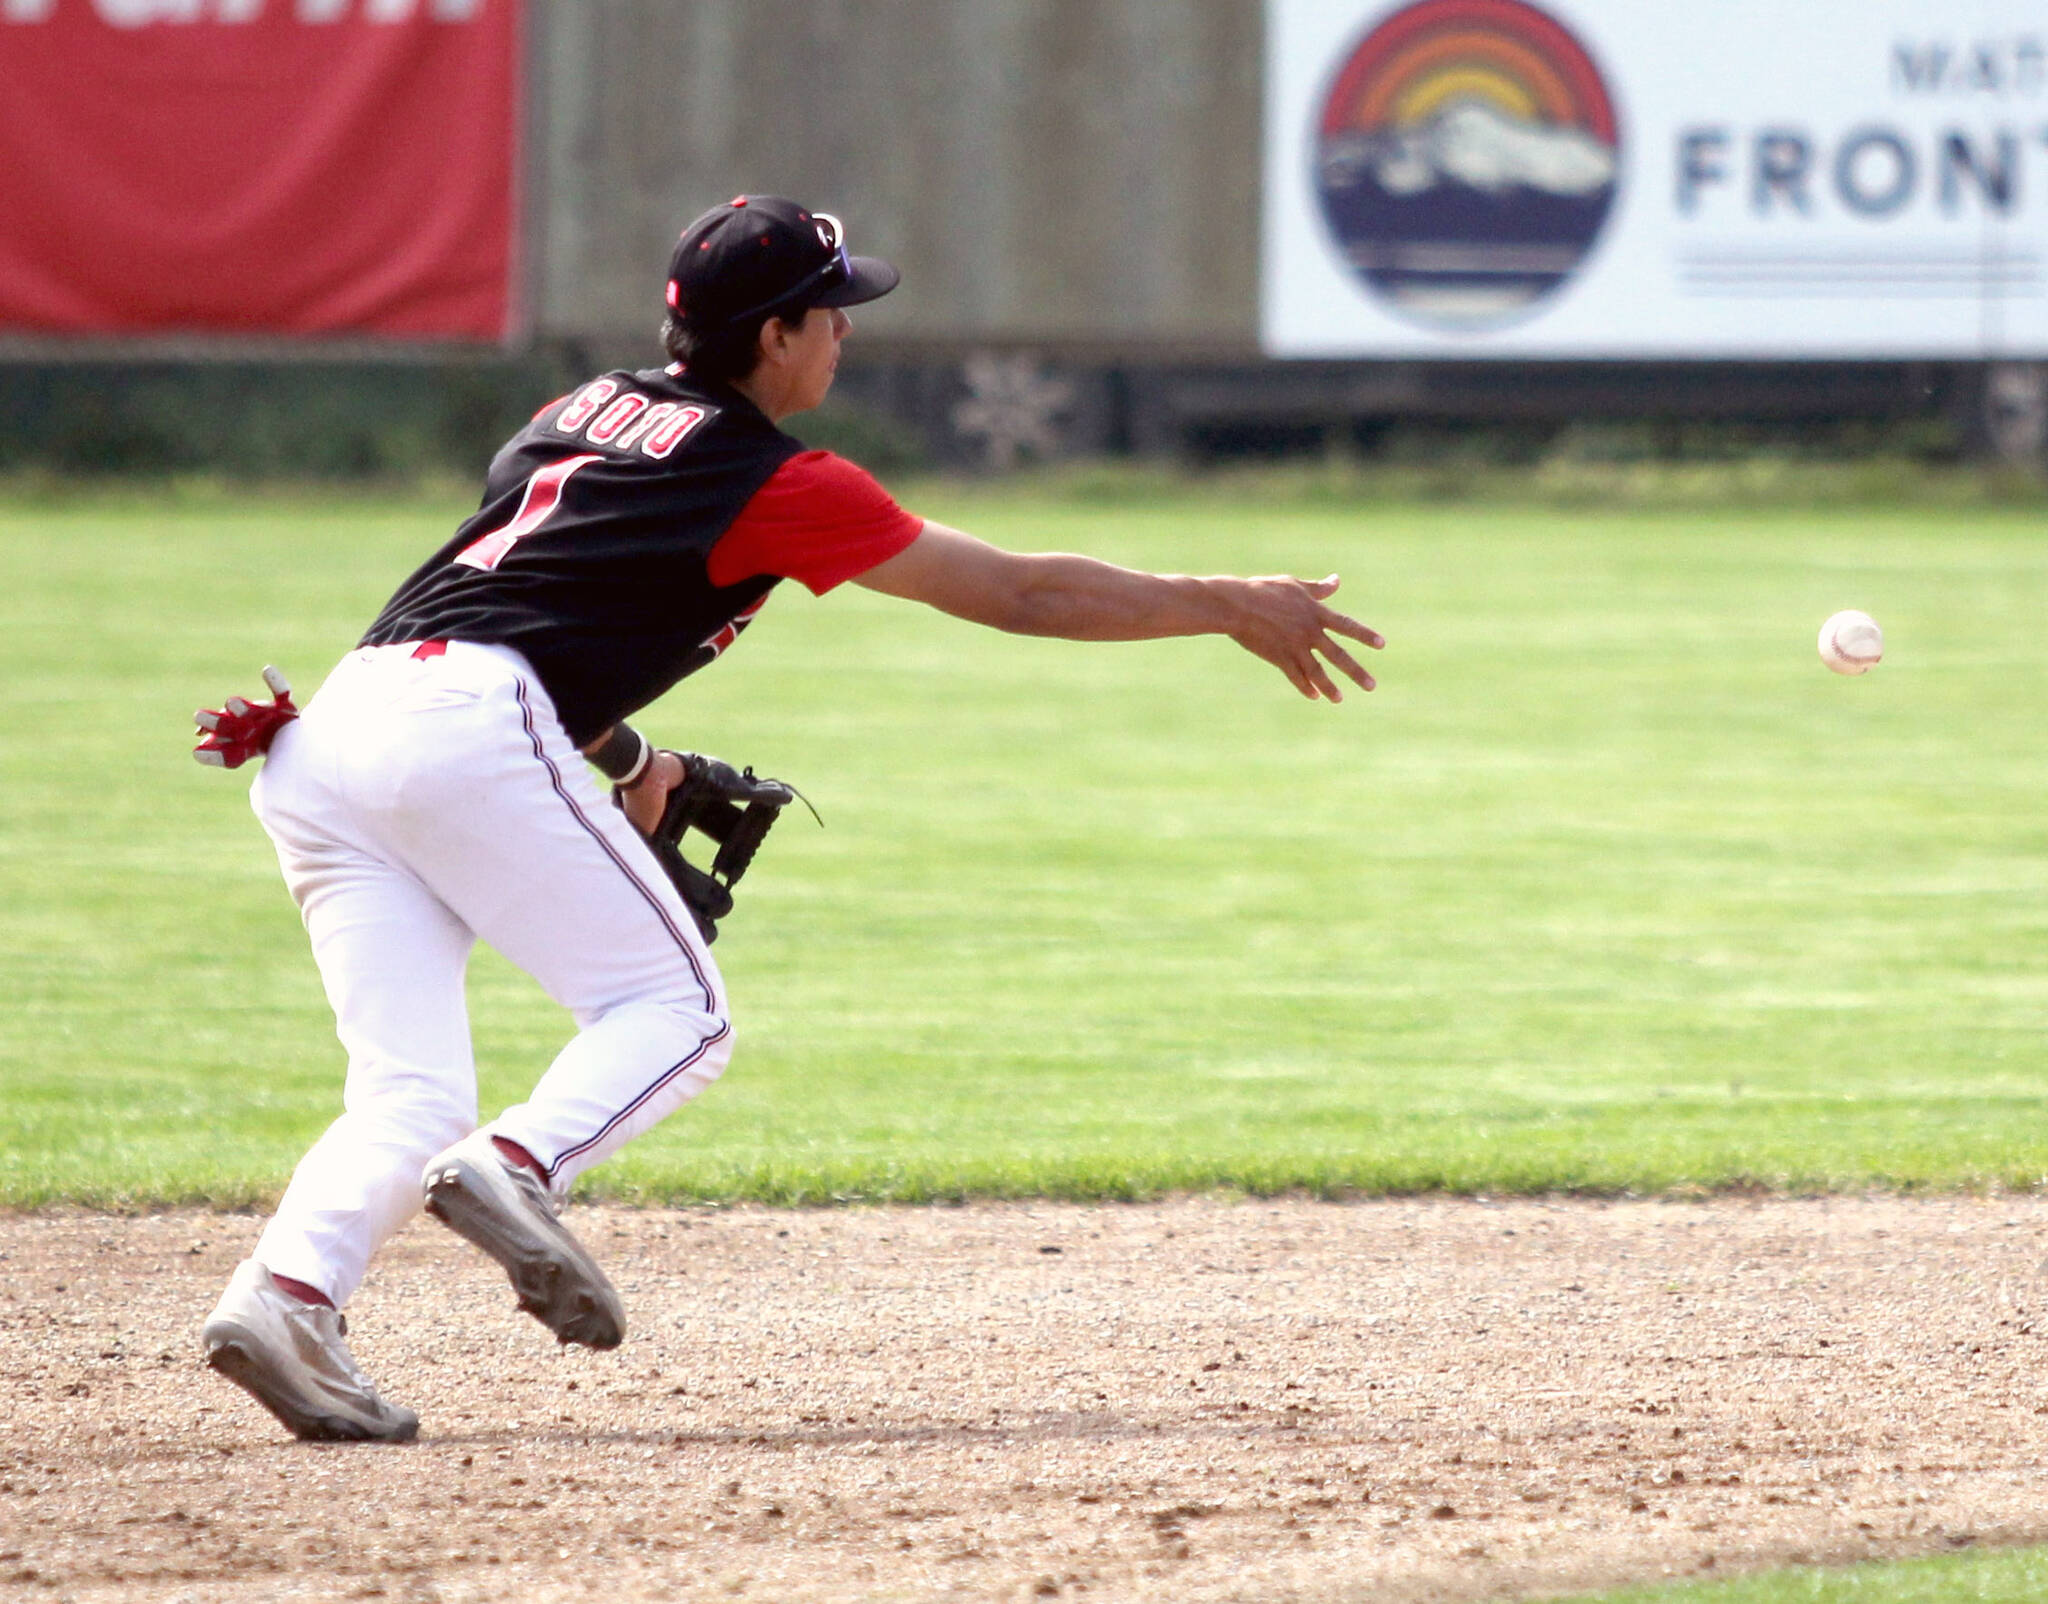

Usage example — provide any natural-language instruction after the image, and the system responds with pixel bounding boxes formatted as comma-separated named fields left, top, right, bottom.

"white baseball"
left=1818, top=609, right=1883, bottom=675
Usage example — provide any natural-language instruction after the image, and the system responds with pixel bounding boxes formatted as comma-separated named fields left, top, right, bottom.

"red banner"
left=0, top=0, right=521, bottom=341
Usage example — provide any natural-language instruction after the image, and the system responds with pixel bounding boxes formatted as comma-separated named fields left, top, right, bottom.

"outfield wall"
left=0, top=2, right=2038, bottom=468
left=527, top=0, right=1263, bottom=356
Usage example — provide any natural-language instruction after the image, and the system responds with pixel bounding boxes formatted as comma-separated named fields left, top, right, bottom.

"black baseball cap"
left=665, top=195, right=899, bottom=329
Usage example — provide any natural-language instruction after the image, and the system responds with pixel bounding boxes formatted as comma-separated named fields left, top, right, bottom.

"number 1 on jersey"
left=453, top=453, right=604, bottom=573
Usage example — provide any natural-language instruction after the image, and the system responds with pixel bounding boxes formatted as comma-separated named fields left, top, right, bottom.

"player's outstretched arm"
left=854, top=520, right=1385, bottom=702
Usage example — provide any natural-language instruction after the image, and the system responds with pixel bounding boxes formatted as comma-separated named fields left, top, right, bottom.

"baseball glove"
left=632, top=752, right=800, bottom=944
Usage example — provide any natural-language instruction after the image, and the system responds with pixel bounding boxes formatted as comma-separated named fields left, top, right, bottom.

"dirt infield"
left=6, top=1196, right=2048, bottom=1604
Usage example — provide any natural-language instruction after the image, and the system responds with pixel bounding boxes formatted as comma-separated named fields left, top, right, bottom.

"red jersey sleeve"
left=706, top=450, right=924, bottom=596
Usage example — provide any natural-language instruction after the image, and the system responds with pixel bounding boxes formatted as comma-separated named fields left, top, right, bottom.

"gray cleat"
left=202, top=1260, right=419, bottom=1443
left=421, top=1131, right=625, bottom=1349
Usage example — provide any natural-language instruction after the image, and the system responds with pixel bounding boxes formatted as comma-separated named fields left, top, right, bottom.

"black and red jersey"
left=361, top=364, right=920, bottom=746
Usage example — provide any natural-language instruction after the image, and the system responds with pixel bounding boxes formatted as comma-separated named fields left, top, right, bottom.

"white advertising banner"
left=1263, top=0, right=2048, bottom=357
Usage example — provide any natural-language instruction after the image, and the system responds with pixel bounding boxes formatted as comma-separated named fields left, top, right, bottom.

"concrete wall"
left=527, top=0, right=1263, bottom=357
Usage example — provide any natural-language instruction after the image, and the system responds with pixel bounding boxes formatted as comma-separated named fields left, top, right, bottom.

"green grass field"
left=2, top=480, right=2046, bottom=1604
left=2, top=482, right=2043, bottom=1208
left=1552, top=1544, right=2048, bottom=1603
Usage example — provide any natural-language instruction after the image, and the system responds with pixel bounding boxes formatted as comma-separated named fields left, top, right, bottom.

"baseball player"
left=196, top=195, right=1384, bottom=1442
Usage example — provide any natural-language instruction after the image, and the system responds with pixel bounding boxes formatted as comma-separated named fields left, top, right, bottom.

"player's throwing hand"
left=1219, top=572, right=1384, bottom=702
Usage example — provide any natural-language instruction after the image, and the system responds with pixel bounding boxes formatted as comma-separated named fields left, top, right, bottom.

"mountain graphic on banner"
left=1324, top=101, right=1615, bottom=198
left=1317, top=99, right=1619, bottom=328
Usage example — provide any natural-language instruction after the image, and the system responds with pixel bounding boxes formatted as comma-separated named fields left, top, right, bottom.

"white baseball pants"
left=248, top=641, right=732, bottom=1307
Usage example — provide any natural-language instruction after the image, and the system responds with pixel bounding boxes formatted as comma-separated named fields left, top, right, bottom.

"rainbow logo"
left=1313, top=0, right=1620, bottom=329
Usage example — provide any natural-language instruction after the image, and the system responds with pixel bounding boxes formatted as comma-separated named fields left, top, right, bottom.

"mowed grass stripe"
left=0, top=492, right=2043, bottom=1205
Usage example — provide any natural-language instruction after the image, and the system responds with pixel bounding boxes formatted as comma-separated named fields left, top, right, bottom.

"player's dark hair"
left=661, top=306, right=793, bottom=385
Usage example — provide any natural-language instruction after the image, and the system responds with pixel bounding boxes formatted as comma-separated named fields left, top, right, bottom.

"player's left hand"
left=1223, top=574, right=1384, bottom=702
left=616, top=748, right=686, bottom=834
left=194, top=665, right=299, bottom=768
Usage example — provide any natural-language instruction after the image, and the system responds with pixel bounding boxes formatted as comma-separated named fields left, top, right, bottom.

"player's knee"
left=344, top=1076, right=476, bottom=1154
left=640, top=995, right=734, bottom=1087
left=696, top=1008, right=734, bottom=1082
left=594, top=984, right=726, bottom=1037
left=663, top=995, right=733, bottom=1067
left=417, top=1101, right=478, bottom=1156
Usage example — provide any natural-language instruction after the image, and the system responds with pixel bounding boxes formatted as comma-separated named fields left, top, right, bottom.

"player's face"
left=784, top=305, right=851, bottom=413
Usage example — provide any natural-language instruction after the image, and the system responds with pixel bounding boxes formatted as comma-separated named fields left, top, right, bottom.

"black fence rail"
left=0, top=353, right=2037, bottom=483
